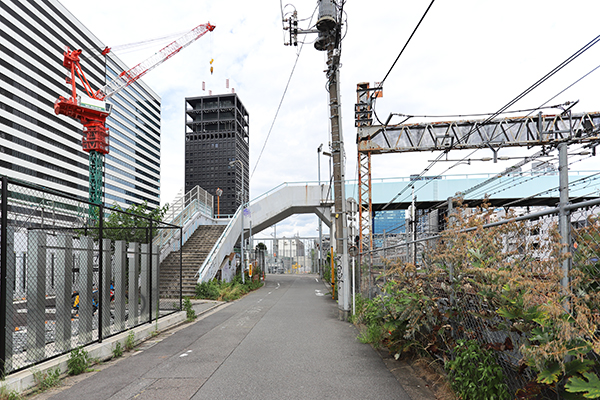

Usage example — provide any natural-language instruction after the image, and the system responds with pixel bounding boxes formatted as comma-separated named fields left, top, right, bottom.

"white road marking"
left=315, top=278, right=319, bottom=282
left=180, top=353, right=188, bottom=357
left=315, top=290, right=324, bottom=297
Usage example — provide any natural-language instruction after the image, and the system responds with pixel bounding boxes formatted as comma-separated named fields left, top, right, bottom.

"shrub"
left=445, top=340, right=511, bottom=400
left=195, top=280, right=220, bottom=300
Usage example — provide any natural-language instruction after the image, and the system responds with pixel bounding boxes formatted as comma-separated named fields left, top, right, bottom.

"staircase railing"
left=195, top=205, right=241, bottom=282
left=154, top=186, right=215, bottom=263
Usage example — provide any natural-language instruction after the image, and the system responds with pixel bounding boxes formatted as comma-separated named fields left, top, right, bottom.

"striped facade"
left=0, top=0, right=161, bottom=208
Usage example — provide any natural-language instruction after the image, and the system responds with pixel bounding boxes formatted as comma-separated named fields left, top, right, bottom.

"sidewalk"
left=7, top=299, right=225, bottom=397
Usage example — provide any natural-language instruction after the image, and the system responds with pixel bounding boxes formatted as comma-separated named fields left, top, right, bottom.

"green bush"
left=195, top=275, right=263, bottom=302
left=67, top=347, right=91, bottom=376
left=445, top=340, right=511, bottom=400
left=195, top=280, right=220, bottom=300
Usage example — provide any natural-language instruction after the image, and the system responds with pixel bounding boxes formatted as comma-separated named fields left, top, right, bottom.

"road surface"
left=46, top=274, right=412, bottom=400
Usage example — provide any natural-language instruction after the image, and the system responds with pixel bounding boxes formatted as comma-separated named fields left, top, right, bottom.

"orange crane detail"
left=54, top=22, right=215, bottom=208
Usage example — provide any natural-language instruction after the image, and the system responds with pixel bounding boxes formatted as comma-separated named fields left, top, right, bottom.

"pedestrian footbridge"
left=156, top=171, right=600, bottom=283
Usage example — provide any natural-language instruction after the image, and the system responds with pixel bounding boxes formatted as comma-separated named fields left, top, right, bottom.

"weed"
left=0, top=386, right=22, bottom=400
left=112, top=341, right=123, bottom=358
left=67, top=347, right=91, bottom=376
left=125, top=331, right=135, bottom=351
left=183, top=297, right=196, bottom=321
left=33, top=367, right=61, bottom=391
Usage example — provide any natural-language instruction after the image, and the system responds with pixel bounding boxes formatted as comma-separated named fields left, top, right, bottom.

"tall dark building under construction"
left=185, top=93, right=249, bottom=216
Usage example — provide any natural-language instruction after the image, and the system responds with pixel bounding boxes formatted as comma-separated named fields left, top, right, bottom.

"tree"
left=101, top=201, right=169, bottom=243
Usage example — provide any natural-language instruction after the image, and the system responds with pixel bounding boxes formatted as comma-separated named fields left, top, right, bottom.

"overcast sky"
left=59, top=0, right=600, bottom=239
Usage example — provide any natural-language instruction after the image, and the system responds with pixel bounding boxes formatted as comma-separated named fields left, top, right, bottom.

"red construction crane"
left=54, top=22, right=215, bottom=208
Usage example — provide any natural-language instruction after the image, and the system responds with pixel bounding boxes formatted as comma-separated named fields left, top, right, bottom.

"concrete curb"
left=3, top=301, right=225, bottom=394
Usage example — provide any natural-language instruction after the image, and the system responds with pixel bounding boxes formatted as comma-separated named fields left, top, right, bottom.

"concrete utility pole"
left=230, top=159, right=245, bottom=284
left=283, top=0, right=349, bottom=319
left=318, top=144, right=323, bottom=276
left=325, top=42, right=350, bottom=321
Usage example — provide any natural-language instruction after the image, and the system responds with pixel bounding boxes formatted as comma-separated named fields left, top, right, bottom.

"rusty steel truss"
left=355, top=104, right=600, bottom=256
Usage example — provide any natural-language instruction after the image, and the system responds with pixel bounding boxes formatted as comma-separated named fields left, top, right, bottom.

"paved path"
left=46, top=274, right=412, bottom=400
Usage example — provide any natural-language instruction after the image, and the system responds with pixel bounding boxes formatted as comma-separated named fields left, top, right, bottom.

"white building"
left=0, top=0, right=161, bottom=208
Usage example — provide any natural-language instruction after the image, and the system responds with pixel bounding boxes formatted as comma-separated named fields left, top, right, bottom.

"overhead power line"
left=374, top=0, right=436, bottom=96
left=250, top=4, right=319, bottom=180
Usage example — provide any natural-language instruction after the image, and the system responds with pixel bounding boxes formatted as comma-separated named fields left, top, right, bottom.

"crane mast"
left=54, top=22, right=215, bottom=215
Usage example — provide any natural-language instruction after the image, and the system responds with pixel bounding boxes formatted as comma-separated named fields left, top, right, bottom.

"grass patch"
left=0, top=386, right=22, bottom=400
left=33, top=367, right=61, bottom=392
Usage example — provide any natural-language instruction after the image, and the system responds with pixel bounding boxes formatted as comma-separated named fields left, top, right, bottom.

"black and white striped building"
left=0, top=0, right=161, bottom=208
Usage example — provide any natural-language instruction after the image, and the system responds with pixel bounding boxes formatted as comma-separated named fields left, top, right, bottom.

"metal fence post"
left=27, top=230, right=46, bottom=361
left=128, top=243, right=140, bottom=327
left=56, top=233, right=73, bottom=353
left=79, top=235, right=94, bottom=344
left=140, top=243, right=150, bottom=323
left=101, top=238, right=111, bottom=339
left=114, top=241, right=127, bottom=331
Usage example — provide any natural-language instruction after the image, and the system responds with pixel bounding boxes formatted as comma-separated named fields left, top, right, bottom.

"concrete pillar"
left=5, top=227, right=15, bottom=371
left=101, top=238, right=111, bottom=337
left=140, top=243, right=150, bottom=323
left=79, top=236, right=94, bottom=344
left=128, top=243, right=139, bottom=327
left=113, top=241, right=127, bottom=331
left=26, top=230, right=46, bottom=361
left=55, top=233, right=73, bottom=353
left=152, top=244, right=159, bottom=320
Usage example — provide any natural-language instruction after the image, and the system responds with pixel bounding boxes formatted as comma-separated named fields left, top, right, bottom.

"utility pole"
left=283, top=0, right=349, bottom=319
left=325, top=42, right=350, bottom=321
left=318, top=144, right=323, bottom=277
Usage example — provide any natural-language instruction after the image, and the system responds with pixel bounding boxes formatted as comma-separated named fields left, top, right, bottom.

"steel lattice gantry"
left=356, top=111, right=600, bottom=254
left=357, top=112, right=600, bottom=154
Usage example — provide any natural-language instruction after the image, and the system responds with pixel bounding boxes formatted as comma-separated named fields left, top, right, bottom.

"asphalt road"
left=47, top=274, right=412, bottom=400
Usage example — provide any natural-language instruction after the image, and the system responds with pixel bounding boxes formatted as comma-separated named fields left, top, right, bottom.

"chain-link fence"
left=355, top=197, right=600, bottom=398
left=0, top=176, right=182, bottom=374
